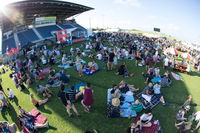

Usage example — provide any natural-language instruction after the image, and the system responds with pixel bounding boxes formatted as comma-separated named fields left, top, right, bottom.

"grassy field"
left=0, top=42, right=200, bottom=133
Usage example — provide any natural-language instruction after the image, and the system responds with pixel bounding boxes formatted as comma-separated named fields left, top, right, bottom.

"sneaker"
left=163, top=102, right=168, bottom=105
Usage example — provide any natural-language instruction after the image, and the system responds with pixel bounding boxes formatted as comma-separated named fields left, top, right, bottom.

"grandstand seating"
left=2, top=37, right=16, bottom=54
left=17, top=29, right=39, bottom=47
left=58, top=24, right=74, bottom=29
left=72, top=23, right=87, bottom=30
left=1, top=23, right=87, bottom=55
left=36, top=25, right=61, bottom=38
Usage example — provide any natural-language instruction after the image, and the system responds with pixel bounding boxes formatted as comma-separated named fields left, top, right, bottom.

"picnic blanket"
left=107, top=89, right=137, bottom=117
left=58, top=59, right=86, bottom=69
left=64, top=83, right=86, bottom=93
left=151, top=77, right=162, bottom=83
left=21, top=109, right=47, bottom=133
left=136, top=90, right=160, bottom=110
left=75, top=68, right=100, bottom=76
left=58, top=64, right=74, bottom=69
left=30, top=109, right=47, bottom=124
left=133, top=116, right=159, bottom=133
left=41, top=67, right=51, bottom=74
left=171, top=72, right=184, bottom=81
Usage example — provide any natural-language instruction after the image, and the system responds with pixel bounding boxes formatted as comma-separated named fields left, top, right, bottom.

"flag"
left=6, top=45, right=9, bottom=53
left=18, top=41, right=21, bottom=49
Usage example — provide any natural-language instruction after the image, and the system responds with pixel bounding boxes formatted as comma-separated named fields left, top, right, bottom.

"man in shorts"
left=107, top=49, right=115, bottom=70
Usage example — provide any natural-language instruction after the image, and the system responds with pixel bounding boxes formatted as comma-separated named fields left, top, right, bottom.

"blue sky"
left=1, top=0, right=200, bottom=44
left=66, top=0, right=200, bottom=44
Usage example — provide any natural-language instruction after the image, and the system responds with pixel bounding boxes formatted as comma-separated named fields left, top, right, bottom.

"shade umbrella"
left=164, top=48, right=178, bottom=55
left=182, top=53, right=192, bottom=61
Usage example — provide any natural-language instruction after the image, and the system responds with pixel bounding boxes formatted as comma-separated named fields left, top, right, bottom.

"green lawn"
left=0, top=42, right=200, bottom=133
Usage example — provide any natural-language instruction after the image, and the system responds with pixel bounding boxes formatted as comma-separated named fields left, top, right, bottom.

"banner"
left=57, top=30, right=68, bottom=43
left=6, top=47, right=19, bottom=56
left=72, top=38, right=86, bottom=43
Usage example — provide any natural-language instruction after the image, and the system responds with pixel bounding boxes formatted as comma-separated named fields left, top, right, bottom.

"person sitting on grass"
left=57, top=84, right=70, bottom=116
left=130, top=110, right=153, bottom=131
left=81, top=82, right=93, bottom=112
left=141, top=83, right=154, bottom=105
left=176, top=105, right=191, bottom=121
left=30, top=93, right=48, bottom=108
left=0, top=121, right=17, bottom=133
left=90, top=60, right=99, bottom=73
left=175, top=120, right=192, bottom=133
left=59, top=71, right=70, bottom=85
left=18, top=116, right=49, bottom=132
left=118, top=80, right=129, bottom=93
left=40, top=55, right=47, bottom=65
left=66, top=86, right=80, bottom=117
left=107, top=98, right=123, bottom=117
left=142, top=72, right=154, bottom=84
left=128, top=100, right=143, bottom=119
left=117, top=62, right=129, bottom=77
left=110, top=84, right=121, bottom=99
left=190, top=111, right=200, bottom=132
left=62, top=54, right=68, bottom=65
left=36, top=85, right=53, bottom=98
left=153, top=82, right=167, bottom=105
left=7, top=88, right=14, bottom=100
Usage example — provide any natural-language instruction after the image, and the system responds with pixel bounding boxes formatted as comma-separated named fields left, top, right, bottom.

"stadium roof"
left=0, top=0, right=93, bottom=31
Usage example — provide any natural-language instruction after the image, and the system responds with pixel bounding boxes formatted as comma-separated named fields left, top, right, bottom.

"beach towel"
left=20, top=109, right=47, bottom=133
left=151, top=77, right=162, bottom=83
left=34, top=114, right=47, bottom=124
left=29, top=109, right=47, bottom=124
left=75, top=69, right=100, bottom=76
left=171, top=72, right=184, bottom=81
left=58, top=64, right=74, bottom=69
left=133, top=116, right=159, bottom=133
left=29, top=109, right=40, bottom=117
left=64, top=83, right=86, bottom=93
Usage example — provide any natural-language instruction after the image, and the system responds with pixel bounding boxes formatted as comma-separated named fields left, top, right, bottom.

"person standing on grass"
left=76, top=60, right=83, bottom=77
left=81, top=82, right=93, bottom=112
left=107, top=49, right=115, bottom=70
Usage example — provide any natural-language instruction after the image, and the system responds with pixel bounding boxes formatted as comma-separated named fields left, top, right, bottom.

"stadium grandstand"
left=0, top=0, right=93, bottom=56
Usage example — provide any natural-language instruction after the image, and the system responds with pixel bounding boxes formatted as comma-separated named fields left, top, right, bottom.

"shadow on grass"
left=36, top=105, right=52, bottom=114
left=1, top=102, right=18, bottom=123
left=189, top=71, right=200, bottom=77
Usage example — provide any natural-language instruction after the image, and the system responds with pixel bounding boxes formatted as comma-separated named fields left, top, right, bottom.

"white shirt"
left=125, top=51, right=129, bottom=57
left=164, top=58, right=169, bottom=66
left=41, top=57, right=47, bottom=64
left=0, top=93, right=4, bottom=100
left=96, top=54, right=102, bottom=60
left=9, top=90, right=14, bottom=98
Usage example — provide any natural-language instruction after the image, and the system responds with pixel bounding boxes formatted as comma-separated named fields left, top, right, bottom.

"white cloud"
left=114, top=0, right=141, bottom=7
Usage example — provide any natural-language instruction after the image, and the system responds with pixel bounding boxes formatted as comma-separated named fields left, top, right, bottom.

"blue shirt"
left=153, top=84, right=161, bottom=94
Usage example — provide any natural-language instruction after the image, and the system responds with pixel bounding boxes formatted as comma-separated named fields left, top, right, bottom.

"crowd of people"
left=0, top=31, right=199, bottom=133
